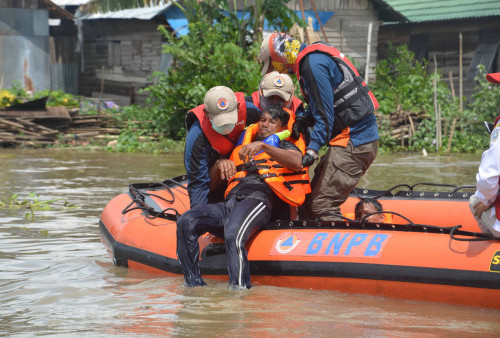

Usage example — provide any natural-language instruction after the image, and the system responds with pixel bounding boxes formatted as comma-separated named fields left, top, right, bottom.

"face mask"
left=212, top=123, right=235, bottom=135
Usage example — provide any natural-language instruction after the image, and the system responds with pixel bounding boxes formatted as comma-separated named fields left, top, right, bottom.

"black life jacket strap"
left=334, top=88, right=364, bottom=114
left=334, top=81, right=358, bottom=103
left=283, top=179, right=310, bottom=191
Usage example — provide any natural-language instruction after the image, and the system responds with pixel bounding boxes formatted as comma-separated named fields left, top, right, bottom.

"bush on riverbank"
left=372, top=45, right=500, bottom=153
left=2, top=3, right=500, bottom=154
left=0, top=83, right=79, bottom=109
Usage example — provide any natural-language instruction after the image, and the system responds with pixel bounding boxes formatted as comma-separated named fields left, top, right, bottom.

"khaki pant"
left=307, top=140, right=378, bottom=219
left=469, top=195, right=500, bottom=237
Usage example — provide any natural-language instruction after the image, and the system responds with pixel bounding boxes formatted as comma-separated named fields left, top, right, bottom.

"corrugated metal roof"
left=80, top=3, right=173, bottom=20
left=51, top=0, right=93, bottom=6
left=39, top=0, right=74, bottom=19
left=382, top=0, right=500, bottom=23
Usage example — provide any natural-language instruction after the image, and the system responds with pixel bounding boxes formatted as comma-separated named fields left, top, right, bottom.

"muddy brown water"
left=1, top=149, right=499, bottom=336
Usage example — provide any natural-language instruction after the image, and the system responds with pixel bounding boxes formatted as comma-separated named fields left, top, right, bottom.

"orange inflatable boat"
left=99, top=176, right=500, bottom=310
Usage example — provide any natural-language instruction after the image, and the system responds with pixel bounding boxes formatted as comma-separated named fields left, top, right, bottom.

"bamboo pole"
left=446, top=70, right=457, bottom=154
left=438, top=104, right=442, bottom=149
left=459, top=33, right=463, bottom=115
left=408, top=115, right=415, bottom=147
left=446, top=118, right=457, bottom=154
left=448, top=71, right=455, bottom=98
left=299, top=0, right=310, bottom=44
left=364, top=22, right=373, bottom=84
left=309, top=0, right=328, bottom=42
left=433, top=55, right=439, bottom=152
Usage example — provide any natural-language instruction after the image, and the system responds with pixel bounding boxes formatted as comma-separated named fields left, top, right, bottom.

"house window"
left=108, top=41, right=121, bottom=67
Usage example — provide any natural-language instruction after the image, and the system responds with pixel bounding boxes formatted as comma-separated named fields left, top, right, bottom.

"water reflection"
left=1, top=149, right=499, bottom=336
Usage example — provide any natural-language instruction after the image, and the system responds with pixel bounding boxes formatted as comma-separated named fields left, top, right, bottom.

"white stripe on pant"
left=235, top=201, right=266, bottom=287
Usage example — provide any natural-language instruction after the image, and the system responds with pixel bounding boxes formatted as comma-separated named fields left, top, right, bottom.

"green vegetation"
left=2, top=1, right=499, bottom=154
left=372, top=45, right=500, bottom=153
left=139, top=0, right=300, bottom=139
left=104, top=0, right=302, bottom=149
left=0, top=192, right=77, bottom=221
left=0, top=82, right=79, bottom=109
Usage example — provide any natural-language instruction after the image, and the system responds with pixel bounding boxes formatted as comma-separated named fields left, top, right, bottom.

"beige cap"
left=260, top=34, right=272, bottom=75
left=203, top=86, right=238, bottom=127
left=260, top=71, right=293, bottom=101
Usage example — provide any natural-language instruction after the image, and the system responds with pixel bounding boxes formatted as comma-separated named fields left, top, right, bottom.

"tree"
left=140, top=0, right=303, bottom=139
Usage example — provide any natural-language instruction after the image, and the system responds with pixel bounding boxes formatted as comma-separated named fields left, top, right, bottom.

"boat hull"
left=99, top=177, right=500, bottom=309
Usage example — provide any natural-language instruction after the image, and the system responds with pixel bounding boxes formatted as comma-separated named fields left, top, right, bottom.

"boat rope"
left=449, top=225, right=499, bottom=241
left=271, top=211, right=499, bottom=241
left=118, top=176, right=496, bottom=241
left=354, top=182, right=476, bottom=200
left=121, top=181, right=183, bottom=221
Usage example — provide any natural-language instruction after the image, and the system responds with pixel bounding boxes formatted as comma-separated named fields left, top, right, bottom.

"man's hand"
left=473, top=200, right=492, bottom=218
left=291, top=115, right=310, bottom=139
left=302, top=149, right=318, bottom=168
left=216, top=159, right=237, bottom=180
left=239, top=141, right=264, bottom=162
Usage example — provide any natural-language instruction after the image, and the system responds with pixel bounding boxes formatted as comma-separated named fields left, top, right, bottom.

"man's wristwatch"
left=306, top=149, right=318, bottom=160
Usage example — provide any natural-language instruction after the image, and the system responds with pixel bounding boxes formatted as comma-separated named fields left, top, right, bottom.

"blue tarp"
left=289, top=11, right=334, bottom=32
left=237, top=10, right=335, bottom=32
left=163, top=8, right=335, bottom=37
left=163, top=6, right=189, bottom=36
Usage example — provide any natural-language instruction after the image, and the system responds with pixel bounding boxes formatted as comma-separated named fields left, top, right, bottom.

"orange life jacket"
left=225, top=123, right=311, bottom=206
left=186, top=92, right=247, bottom=156
left=295, top=43, right=379, bottom=141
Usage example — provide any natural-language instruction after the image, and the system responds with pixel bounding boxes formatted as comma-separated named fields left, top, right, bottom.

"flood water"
left=1, top=148, right=499, bottom=336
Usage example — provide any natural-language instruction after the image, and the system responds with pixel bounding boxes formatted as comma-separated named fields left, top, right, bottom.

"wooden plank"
left=0, top=107, right=70, bottom=119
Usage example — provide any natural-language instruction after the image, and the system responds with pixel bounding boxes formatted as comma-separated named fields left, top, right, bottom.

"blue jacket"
left=184, top=102, right=261, bottom=207
left=297, top=48, right=379, bottom=152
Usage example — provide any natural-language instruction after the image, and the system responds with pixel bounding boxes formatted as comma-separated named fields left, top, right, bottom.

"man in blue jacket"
left=184, top=86, right=261, bottom=207
left=260, top=32, right=379, bottom=219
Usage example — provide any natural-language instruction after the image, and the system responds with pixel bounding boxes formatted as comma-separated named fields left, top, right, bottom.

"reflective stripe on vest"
left=188, top=92, right=247, bottom=156
left=295, top=43, right=379, bottom=140
left=225, top=123, right=311, bottom=206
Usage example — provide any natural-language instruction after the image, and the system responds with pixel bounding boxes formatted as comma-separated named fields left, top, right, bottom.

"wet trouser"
left=176, top=196, right=271, bottom=288
left=307, top=140, right=378, bottom=219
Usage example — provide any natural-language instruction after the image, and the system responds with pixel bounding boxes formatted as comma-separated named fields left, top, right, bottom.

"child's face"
left=359, top=203, right=385, bottom=223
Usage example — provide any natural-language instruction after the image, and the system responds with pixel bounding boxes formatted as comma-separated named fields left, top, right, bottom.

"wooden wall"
left=378, top=17, right=500, bottom=98
left=79, top=18, right=166, bottom=105
left=0, top=0, right=41, bottom=9
left=236, top=0, right=381, bottom=83
left=292, top=0, right=380, bottom=83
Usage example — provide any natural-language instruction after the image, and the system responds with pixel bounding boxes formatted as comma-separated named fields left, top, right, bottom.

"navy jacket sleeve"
left=243, top=99, right=261, bottom=125
left=300, top=53, right=344, bottom=152
left=184, top=120, right=214, bottom=207
left=294, top=100, right=306, bottom=118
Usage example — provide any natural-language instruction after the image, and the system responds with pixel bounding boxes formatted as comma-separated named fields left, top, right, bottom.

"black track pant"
left=176, top=196, right=271, bottom=288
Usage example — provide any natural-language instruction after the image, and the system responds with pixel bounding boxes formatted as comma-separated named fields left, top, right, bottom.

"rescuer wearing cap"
left=185, top=86, right=261, bottom=207
left=247, top=71, right=305, bottom=118
left=469, top=72, right=500, bottom=238
left=177, top=106, right=308, bottom=288
left=259, top=32, right=379, bottom=219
